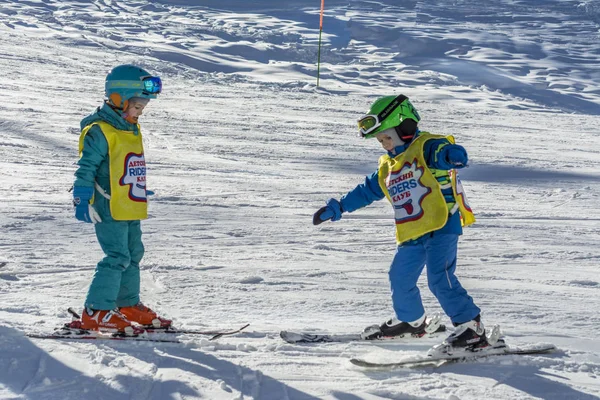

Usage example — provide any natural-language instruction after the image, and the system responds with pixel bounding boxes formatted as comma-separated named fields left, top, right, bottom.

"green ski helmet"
left=357, top=94, right=421, bottom=141
left=105, top=64, right=162, bottom=110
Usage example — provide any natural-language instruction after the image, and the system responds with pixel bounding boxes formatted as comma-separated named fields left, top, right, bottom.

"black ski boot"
left=361, top=316, right=429, bottom=340
left=446, top=315, right=488, bottom=349
left=429, top=315, right=490, bottom=356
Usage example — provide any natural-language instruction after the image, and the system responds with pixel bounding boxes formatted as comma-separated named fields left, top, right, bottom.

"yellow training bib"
left=378, top=132, right=474, bottom=244
left=80, top=121, right=148, bottom=221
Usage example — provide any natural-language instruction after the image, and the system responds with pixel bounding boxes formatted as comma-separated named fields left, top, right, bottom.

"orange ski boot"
left=119, top=302, right=172, bottom=329
left=80, top=308, right=144, bottom=336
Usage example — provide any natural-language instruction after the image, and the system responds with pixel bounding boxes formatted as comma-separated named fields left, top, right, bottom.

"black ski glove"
left=313, top=198, right=343, bottom=225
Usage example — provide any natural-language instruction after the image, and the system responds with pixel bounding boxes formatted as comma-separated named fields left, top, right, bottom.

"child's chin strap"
left=396, top=119, right=418, bottom=141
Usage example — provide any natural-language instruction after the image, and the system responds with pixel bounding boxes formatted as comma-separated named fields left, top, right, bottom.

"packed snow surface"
left=1, top=0, right=600, bottom=399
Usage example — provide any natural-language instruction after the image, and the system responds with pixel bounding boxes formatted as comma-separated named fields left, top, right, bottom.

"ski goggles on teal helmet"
left=357, top=94, right=409, bottom=138
left=105, top=76, right=162, bottom=97
left=142, top=76, right=162, bottom=95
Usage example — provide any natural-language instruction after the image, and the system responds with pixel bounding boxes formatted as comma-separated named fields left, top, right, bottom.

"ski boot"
left=79, top=308, right=144, bottom=336
left=428, top=315, right=502, bottom=357
left=119, top=302, right=172, bottom=329
left=361, top=314, right=445, bottom=340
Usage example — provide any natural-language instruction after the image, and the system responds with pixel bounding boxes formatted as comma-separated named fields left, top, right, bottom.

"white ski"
left=281, top=314, right=446, bottom=344
left=350, top=340, right=557, bottom=368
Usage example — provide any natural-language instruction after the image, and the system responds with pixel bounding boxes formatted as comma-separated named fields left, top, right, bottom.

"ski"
left=281, top=331, right=363, bottom=343
left=66, top=307, right=249, bottom=340
left=281, top=314, right=446, bottom=344
left=280, top=328, right=445, bottom=344
left=26, top=326, right=182, bottom=343
left=349, top=341, right=557, bottom=369
left=144, top=324, right=250, bottom=339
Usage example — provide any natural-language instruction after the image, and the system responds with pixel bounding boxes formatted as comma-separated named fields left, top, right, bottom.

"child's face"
left=123, top=100, right=147, bottom=124
left=376, top=132, right=396, bottom=152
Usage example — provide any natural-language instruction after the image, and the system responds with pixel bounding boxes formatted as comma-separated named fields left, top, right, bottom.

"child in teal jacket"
left=73, top=64, right=170, bottom=336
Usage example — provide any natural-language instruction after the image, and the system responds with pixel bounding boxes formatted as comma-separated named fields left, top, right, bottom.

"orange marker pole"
left=316, top=0, right=325, bottom=88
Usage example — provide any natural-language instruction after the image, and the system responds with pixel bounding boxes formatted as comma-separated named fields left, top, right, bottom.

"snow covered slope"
left=1, top=0, right=600, bottom=399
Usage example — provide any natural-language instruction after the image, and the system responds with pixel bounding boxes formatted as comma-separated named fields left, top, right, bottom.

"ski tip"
left=349, top=358, right=415, bottom=369
left=350, top=358, right=382, bottom=368
left=279, top=331, right=298, bottom=343
left=349, top=358, right=371, bottom=368
left=207, top=323, right=250, bottom=341
left=510, top=342, right=557, bottom=354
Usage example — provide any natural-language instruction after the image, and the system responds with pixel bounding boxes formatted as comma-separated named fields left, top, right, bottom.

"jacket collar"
left=80, top=102, right=140, bottom=135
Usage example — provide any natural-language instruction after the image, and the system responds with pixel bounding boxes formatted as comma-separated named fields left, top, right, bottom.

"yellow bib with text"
left=79, top=122, right=148, bottom=221
left=377, top=133, right=473, bottom=244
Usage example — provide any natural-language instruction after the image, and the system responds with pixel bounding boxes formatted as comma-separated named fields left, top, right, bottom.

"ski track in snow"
left=1, top=0, right=600, bottom=399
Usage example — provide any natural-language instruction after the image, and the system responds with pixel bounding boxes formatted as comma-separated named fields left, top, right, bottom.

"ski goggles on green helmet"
left=357, top=94, right=408, bottom=137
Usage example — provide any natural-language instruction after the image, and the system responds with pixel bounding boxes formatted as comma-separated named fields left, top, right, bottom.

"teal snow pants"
left=84, top=219, right=144, bottom=310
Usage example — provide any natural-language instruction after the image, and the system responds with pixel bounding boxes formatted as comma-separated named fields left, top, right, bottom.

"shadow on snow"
left=0, top=325, right=322, bottom=400
left=459, top=163, right=600, bottom=184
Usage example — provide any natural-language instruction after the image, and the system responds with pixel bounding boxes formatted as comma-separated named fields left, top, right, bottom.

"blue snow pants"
left=389, top=233, right=480, bottom=325
left=84, top=219, right=144, bottom=310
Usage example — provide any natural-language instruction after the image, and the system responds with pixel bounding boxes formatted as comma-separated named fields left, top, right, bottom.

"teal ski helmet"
left=357, top=95, right=421, bottom=141
left=105, top=64, right=162, bottom=110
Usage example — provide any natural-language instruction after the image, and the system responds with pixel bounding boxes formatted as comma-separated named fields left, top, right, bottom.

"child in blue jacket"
left=72, top=64, right=170, bottom=336
left=314, top=95, right=489, bottom=354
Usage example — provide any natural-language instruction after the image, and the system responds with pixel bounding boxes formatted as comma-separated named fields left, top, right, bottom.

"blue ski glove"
left=439, top=145, right=468, bottom=169
left=313, top=198, right=343, bottom=225
left=73, top=186, right=102, bottom=224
